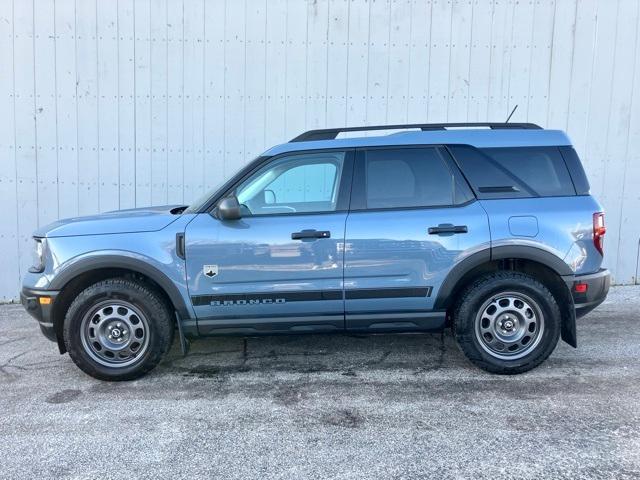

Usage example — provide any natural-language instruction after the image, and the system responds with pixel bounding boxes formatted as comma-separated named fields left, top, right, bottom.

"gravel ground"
left=0, top=285, right=639, bottom=479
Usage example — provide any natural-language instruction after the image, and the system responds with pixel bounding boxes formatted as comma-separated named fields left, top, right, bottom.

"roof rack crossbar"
left=290, top=122, right=542, bottom=142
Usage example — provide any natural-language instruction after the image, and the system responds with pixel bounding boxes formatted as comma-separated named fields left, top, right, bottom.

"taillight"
left=593, top=212, right=606, bottom=256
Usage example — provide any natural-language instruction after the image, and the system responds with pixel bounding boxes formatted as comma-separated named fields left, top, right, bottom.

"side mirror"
left=217, top=195, right=242, bottom=220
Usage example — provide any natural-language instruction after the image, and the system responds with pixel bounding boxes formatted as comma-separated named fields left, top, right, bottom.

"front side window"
left=362, top=147, right=468, bottom=209
left=236, top=152, right=345, bottom=215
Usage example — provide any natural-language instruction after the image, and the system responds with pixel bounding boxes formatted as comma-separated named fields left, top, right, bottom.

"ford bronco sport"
left=21, top=123, right=610, bottom=380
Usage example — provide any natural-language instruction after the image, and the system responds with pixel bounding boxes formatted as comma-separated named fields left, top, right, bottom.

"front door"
left=185, top=149, right=353, bottom=335
left=344, top=146, right=490, bottom=331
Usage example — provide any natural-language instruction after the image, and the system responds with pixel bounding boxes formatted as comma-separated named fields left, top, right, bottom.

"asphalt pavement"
left=1, top=285, right=639, bottom=479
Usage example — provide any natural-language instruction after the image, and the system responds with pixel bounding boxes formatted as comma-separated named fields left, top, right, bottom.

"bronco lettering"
left=211, top=298, right=286, bottom=306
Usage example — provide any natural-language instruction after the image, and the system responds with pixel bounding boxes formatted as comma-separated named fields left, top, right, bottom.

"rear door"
left=344, top=146, right=490, bottom=331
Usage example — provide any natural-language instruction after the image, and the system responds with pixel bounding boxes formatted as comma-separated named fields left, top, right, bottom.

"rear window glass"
left=449, top=146, right=576, bottom=198
left=363, top=147, right=470, bottom=209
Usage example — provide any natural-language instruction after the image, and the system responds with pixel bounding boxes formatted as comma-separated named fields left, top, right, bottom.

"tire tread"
left=63, top=278, right=174, bottom=381
left=453, top=271, right=560, bottom=374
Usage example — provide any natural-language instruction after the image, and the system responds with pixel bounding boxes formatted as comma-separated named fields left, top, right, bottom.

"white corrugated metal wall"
left=1, top=0, right=639, bottom=301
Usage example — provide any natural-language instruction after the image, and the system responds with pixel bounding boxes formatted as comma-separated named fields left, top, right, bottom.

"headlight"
left=29, top=238, right=46, bottom=273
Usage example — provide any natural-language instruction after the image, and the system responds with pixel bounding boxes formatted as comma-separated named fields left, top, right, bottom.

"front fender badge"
left=203, top=265, right=218, bottom=278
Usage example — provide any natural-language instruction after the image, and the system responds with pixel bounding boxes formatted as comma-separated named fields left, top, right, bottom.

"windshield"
left=183, top=178, right=227, bottom=214
left=182, top=156, right=265, bottom=214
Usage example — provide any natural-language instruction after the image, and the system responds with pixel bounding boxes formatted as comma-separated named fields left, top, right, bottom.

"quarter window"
left=449, top=145, right=576, bottom=198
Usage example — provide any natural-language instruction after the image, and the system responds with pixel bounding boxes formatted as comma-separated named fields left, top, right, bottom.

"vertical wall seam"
left=384, top=0, right=391, bottom=123
left=615, top=0, right=640, bottom=279
left=404, top=0, right=413, bottom=123
left=31, top=0, right=40, bottom=227
left=365, top=0, right=372, bottom=124
left=149, top=0, right=153, bottom=203
left=263, top=0, right=268, bottom=149
left=465, top=0, right=474, bottom=120
left=564, top=0, right=578, bottom=133
left=202, top=0, right=206, bottom=191
left=504, top=0, right=515, bottom=119
left=222, top=0, right=226, bottom=177
left=343, top=0, right=350, bottom=125
left=486, top=0, right=495, bottom=121
left=545, top=0, right=557, bottom=127
left=95, top=0, right=100, bottom=212
left=524, top=0, right=536, bottom=120
left=164, top=0, right=168, bottom=203
left=53, top=0, right=60, bottom=219
left=303, top=0, right=309, bottom=128
left=445, top=0, right=453, bottom=121
left=323, top=0, right=330, bottom=127
left=12, top=0, right=21, bottom=282
left=243, top=0, right=247, bottom=159
left=74, top=0, right=79, bottom=213
left=426, top=0, right=433, bottom=120
left=599, top=0, right=619, bottom=195
left=581, top=1, right=598, bottom=153
left=133, top=0, right=138, bottom=204
left=116, top=0, right=121, bottom=209
left=180, top=0, right=184, bottom=202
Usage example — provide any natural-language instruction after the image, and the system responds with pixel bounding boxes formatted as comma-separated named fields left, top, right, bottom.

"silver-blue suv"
left=20, top=123, right=611, bottom=380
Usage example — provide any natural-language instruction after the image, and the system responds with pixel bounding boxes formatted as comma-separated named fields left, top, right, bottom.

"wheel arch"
left=50, top=255, right=192, bottom=353
left=436, top=246, right=576, bottom=347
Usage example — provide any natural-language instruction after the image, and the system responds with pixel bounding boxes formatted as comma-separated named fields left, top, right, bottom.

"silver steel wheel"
left=80, top=300, right=150, bottom=368
left=474, top=291, right=544, bottom=360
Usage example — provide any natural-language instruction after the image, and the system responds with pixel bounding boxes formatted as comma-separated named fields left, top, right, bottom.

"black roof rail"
left=289, top=122, right=543, bottom=142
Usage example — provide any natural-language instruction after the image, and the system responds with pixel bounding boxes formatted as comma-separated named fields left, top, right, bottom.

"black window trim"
left=204, top=147, right=356, bottom=218
left=558, top=146, right=590, bottom=195
left=349, top=144, right=477, bottom=212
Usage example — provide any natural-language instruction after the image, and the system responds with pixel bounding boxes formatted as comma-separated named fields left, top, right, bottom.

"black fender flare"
left=491, top=245, right=573, bottom=276
left=50, top=254, right=192, bottom=320
left=435, top=245, right=576, bottom=347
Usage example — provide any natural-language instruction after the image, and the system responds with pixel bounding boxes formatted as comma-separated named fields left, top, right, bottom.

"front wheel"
left=453, top=272, right=561, bottom=374
left=63, top=278, right=174, bottom=381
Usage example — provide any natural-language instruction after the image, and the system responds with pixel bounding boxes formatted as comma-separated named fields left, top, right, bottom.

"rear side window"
left=359, top=147, right=473, bottom=209
left=449, top=146, right=576, bottom=199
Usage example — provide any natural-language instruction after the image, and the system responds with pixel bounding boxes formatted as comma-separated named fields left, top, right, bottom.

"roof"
left=263, top=128, right=573, bottom=157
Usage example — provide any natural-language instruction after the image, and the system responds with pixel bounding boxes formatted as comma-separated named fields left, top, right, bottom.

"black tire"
left=63, top=278, right=174, bottom=381
left=453, top=271, right=561, bottom=374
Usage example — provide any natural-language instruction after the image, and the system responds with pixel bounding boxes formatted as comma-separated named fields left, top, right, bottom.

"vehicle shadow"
left=160, top=330, right=469, bottom=378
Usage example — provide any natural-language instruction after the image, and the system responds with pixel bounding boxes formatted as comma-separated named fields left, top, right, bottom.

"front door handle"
left=428, top=224, right=468, bottom=235
left=291, top=229, right=331, bottom=240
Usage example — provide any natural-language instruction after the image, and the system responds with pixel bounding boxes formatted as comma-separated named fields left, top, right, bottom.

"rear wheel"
left=63, top=278, right=174, bottom=381
left=453, top=271, right=561, bottom=374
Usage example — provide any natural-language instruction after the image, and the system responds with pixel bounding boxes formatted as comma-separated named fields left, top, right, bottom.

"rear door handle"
left=428, top=224, right=468, bottom=235
left=291, top=229, right=331, bottom=240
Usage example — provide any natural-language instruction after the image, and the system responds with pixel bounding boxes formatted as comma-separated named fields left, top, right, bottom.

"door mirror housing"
left=217, top=195, right=242, bottom=220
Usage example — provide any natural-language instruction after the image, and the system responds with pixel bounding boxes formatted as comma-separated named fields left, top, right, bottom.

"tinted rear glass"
left=449, top=146, right=576, bottom=198
left=363, top=147, right=468, bottom=209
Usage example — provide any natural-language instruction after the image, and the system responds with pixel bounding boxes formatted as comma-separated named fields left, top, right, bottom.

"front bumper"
left=20, top=287, right=60, bottom=343
left=571, top=268, right=610, bottom=318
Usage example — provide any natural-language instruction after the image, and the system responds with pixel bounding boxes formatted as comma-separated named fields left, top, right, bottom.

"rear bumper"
left=20, top=287, right=60, bottom=343
left=571, top=268, right=610, bottom=318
